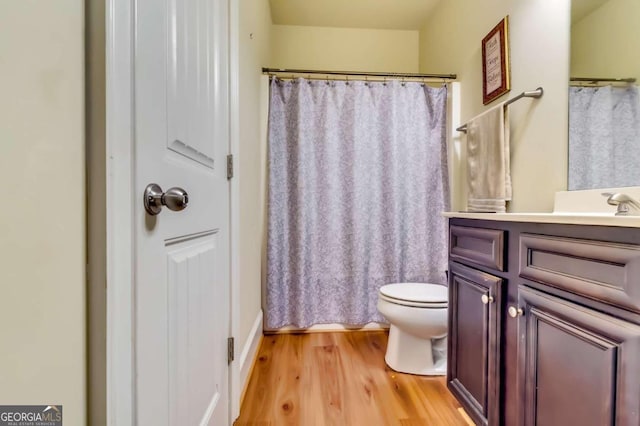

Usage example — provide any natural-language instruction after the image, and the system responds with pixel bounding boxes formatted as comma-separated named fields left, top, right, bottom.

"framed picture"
left=482, top=16, right=511, bottom=105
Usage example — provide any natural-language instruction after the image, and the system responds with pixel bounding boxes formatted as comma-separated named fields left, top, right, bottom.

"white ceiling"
left=269, top=0, right=443, bottom=31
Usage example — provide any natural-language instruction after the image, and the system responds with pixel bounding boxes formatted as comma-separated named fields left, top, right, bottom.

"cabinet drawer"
left=450, top=225, right=505, bottom=271
left=519, top=233, right=640, bottom=312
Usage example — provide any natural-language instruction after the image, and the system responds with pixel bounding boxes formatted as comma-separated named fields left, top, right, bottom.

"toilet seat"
left=379, top=283, right=448, bottom=308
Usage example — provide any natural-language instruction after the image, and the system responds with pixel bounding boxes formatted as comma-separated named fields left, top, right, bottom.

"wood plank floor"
left=235, top=331, right=471, bottom=426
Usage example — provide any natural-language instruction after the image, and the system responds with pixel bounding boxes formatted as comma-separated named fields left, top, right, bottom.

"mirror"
left=569, top=0, right=640, bottom=190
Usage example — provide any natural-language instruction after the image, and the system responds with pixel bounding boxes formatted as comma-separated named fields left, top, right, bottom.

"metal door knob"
left=144, top=183, right=189, bottom=216
left=481, top=294, right=494, bottom=304
left=508, top=306, right=524, bottom=318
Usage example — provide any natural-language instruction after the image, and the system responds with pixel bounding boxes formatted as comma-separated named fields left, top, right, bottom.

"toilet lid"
left=379, top=283, right=448, bottom=304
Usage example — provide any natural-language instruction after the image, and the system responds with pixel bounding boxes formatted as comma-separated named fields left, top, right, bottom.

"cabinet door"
left=448, top=262, right=503, bottom=426
left=517, top=286, right=640, bottom=426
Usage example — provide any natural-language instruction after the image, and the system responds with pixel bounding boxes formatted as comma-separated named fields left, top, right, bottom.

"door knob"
left=508, top=306, right=524, bottom=318
left=481, top=294, right=494, bottom=304
left=144, top=183, right=189, bottom=216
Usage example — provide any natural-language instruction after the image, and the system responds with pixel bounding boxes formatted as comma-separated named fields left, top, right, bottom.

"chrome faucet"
left=603, top=193, right=640, bottom=216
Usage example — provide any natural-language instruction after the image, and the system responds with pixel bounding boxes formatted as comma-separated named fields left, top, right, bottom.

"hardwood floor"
left=235, top=331, right=471, bottom=426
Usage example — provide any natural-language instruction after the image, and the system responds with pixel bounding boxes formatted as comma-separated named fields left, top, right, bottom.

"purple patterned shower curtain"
left=266, top=78, right=450, bottom=328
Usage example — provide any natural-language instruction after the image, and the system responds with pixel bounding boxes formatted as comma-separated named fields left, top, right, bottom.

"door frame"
left=228, top=0, right=242, bottom=420
left=105, top=0, right=240, bottom=424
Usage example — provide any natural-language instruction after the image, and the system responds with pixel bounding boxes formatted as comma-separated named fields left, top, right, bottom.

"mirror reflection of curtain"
left=569, top=85, right=640, bottom=190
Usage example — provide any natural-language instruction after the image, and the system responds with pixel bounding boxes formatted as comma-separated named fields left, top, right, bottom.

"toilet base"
left=385, top=325, right=447, bottom=376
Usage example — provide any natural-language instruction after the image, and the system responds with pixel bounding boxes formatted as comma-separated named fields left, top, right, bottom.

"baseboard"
left=264, top=322, right=389, bottom=334
left=239, top=310, right=264, bottom=405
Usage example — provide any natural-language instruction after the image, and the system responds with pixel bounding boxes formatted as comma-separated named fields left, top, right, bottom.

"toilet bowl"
left=377, top=283, right=448, bottom=376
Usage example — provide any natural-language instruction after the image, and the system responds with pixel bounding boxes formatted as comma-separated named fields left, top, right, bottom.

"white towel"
left=466, top=104, right=511, bottom=213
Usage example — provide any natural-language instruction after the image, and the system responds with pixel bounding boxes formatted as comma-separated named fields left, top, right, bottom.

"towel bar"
left=456, top=87, right=544, bottom=133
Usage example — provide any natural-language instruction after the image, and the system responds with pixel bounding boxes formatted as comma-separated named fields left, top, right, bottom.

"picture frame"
left=482, top=16, right=511, bottom=105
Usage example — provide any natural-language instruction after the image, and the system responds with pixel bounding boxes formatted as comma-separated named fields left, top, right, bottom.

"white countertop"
left=443, top=212, right=640, bottom=228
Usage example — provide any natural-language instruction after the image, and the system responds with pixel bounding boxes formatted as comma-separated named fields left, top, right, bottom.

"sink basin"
left=554, top=186, right=640, bottom=214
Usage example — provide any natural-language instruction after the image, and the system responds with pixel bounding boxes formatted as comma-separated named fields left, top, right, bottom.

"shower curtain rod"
left=456, top=87, right=544, bottom=133
left=262, top=67, right=457, bottom=81
left=570, top=77, right=636, bottom=83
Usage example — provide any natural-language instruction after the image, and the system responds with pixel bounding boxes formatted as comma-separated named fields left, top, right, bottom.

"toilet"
left=377, top=283, right=448, bottom=376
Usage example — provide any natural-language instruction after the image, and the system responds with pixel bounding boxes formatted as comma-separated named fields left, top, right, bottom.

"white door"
left=134, top=0, right=230, bottom=424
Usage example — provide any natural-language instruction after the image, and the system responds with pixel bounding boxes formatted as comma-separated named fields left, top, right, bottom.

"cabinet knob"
left=481, top=294, right=494, bottom=304
left=508, top=306, right=524, bottom=318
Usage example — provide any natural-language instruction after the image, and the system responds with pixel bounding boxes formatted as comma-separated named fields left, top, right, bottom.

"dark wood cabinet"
left=450, top=225, right=505, bottom=271
left=517, top=285, right=640, bottom=426
left=448, top=262, right=503, bottom=426
left=447, top=219, right=640, bottom=426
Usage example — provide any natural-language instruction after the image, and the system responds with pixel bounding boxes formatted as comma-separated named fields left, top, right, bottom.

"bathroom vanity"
left=445, top=214, right=640, bottom=426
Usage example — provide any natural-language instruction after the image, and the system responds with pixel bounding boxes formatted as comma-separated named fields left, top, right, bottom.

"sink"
left=443, top=186, right=640, bottom=227
left=554, top=186, right=640, bottom=214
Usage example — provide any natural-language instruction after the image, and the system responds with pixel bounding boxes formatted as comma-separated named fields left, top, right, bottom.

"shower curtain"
left=569, top=85, right=640, bottom=190
left=266, top=78, right=450, bottom=328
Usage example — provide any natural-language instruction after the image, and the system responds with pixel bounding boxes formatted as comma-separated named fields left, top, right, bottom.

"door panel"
left=518, top=286, right=640, bottom=426
left=166, top=0, right=224, bottom=167
left=448, top=262, right=503, bottom=426
left=134, top=0, right=230, bottom=423
left=167, top=234, right=223, bottom=425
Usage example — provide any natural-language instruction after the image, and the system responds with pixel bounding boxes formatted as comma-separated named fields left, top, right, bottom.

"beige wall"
left=0, top=1, right=86, bottom=424
left=237, top=0, right=272, bottom=355
left=86, top=0, right=107, bottom=423
left=420, top=0, right=571, bottom=212
left=571, top=0, right=640, bottom=80
left=271, top=25, right=419, bottom=73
